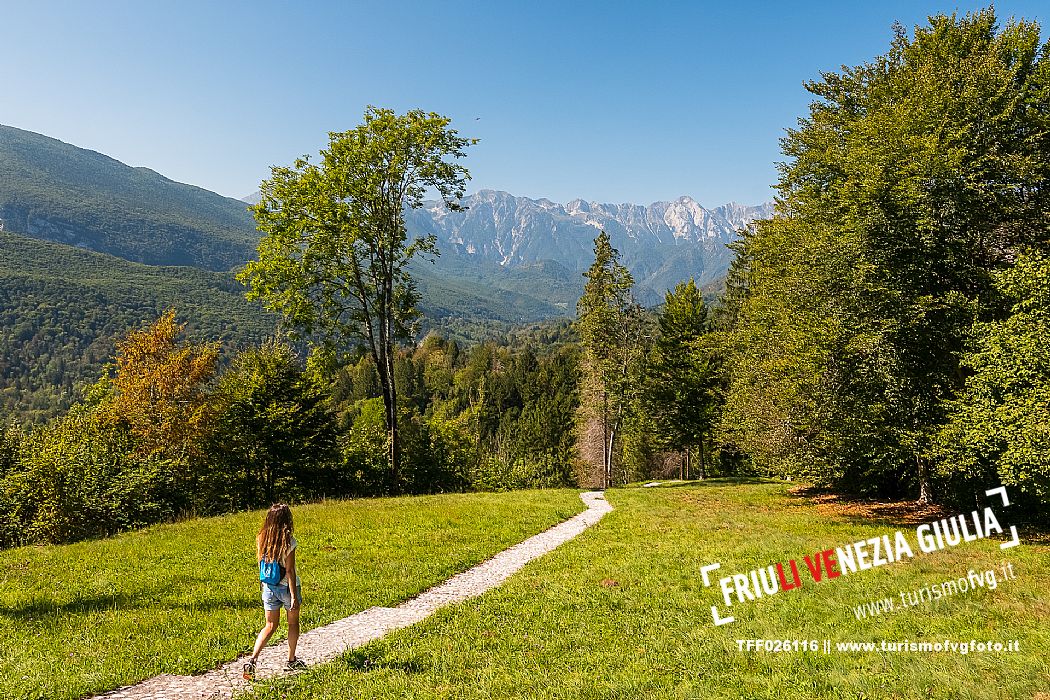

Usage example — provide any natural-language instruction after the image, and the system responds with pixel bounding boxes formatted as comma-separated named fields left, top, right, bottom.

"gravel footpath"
left=97, top=491, right=612, bottom=700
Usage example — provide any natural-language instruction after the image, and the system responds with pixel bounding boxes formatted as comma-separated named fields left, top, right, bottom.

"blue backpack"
left=259, top=558, right=284, bottom=586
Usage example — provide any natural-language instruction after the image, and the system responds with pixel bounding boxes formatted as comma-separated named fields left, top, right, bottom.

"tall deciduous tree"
left=720, top=9, right=1050, bottom=502
left=98, top=309, right=218, bottom=463
left=239, top=107, right=475, bottom=484
left=576, top=231, right=644, bottom=488
left=935, top=252, right=1050, bottom=505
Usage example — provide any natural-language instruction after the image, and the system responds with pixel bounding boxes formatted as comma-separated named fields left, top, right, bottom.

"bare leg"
left=251, top=608, right=282, bottom=661
left=286, top=603, right=300, bottom=661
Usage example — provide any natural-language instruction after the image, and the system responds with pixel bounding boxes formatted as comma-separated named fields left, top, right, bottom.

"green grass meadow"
left=241, top=481, right=1049, bottom=700
left=4, top=481, right=1048, bottom=700
left=0, top=490, right=585, bottom=700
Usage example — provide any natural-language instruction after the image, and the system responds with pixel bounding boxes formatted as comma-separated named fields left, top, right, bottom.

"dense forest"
left=714, top=9, right=1050, bottom=511
left=0, top=312, right=585, bottom=546
left=0, top=232, right=580, bottom=423
left=2, top=8, right=1047, bottom=548
left=0, top=231, right=278, bottom=422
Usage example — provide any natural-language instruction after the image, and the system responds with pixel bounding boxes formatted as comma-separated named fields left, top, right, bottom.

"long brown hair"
left=256, top=503, right=294, bottom=564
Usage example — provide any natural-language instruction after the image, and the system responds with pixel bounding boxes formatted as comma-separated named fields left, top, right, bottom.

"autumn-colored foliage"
left=99, top=309, right=218, bottom=460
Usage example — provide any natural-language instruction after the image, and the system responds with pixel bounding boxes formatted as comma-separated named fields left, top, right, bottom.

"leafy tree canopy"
left=721, top=8, right=1050, bottom=501
left=239, top=107, right=475, bottom=477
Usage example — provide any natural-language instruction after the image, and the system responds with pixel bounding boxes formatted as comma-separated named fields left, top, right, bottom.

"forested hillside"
left=0, top=124, right=259, bottom=269
left=0, top=124, right=596, bottom=420
left=0, top=231, right=277, bottom=422
left=0, top=230, right=580, bottom=421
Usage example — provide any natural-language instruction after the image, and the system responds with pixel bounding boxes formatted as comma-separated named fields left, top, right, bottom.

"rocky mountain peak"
left=405, top=190, right=772, bottom=296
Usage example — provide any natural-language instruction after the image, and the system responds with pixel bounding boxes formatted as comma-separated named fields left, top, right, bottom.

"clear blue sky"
left=2, top=1, right=1045, bottom=206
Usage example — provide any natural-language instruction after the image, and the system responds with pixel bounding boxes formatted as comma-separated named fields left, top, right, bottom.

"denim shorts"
left=261, top=581, right=302, bottom=611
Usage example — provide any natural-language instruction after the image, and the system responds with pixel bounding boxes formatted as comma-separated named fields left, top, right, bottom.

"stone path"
left=98, top=491, right=612, bottom=700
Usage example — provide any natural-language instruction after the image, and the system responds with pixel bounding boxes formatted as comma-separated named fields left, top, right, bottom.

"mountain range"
left=0, top=123, right=772, bottom=420
left=239, top=187, right=768, bottom=291
left=245, top=187, right=772, bottom=301
left=0, top=124, right=257, bottom=270
left=405, top=190, right=772, bottom=300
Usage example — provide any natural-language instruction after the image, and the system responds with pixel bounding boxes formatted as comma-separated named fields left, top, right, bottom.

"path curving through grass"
left=97, top=491, right=612, bottom=700
left=1, top=489, right=588, bottom=700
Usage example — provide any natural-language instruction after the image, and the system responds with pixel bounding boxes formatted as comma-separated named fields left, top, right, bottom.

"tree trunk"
left=386, top=347, right=400, bottom=486
left=699, top=437, right=706, bottom=480
left=602, top=391, right=611, bottom=489
left=916, top=455, right=932, bottom=505
left=373, top=337, right=400, bottom=492
left=388, top=406, right=400, bottom=487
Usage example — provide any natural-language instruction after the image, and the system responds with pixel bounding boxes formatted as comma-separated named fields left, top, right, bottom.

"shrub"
left=2, top=411, right=174, bottom=544
left=208, top=340, right=339, bottom=510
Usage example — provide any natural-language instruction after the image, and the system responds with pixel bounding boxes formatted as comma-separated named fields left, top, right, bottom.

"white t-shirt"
left=279, top=536, right=301, bottom=587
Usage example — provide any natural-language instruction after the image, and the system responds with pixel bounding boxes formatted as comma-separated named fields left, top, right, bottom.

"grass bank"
left=244, top=480, right=1049, bottom=700
left=0, top=490, right=585, bottom=700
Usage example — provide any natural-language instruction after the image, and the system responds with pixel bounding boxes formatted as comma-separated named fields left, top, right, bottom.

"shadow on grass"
left=177, top=596, right=261, bottom=613
left=0, top=592, right=138, bottom=620
left=785, top=484, right=957, bottom=528
left=784, top=485, right=1050, bottom=544
left=0, top=592, right=259, bottom=620
left=341, top=648, right=426, bottom=674
left=627, top=476, right=783, bottom=489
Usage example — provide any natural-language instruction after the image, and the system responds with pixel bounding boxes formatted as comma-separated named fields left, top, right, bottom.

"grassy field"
left=0, top=490, right=586, bottom=700
left=241, top=480, right=1049, bottom=700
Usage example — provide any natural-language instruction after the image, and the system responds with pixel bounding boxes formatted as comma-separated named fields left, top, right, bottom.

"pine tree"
left=644, top=279, right=718, bottom=478
left=576, top=231, right=643, bottom=488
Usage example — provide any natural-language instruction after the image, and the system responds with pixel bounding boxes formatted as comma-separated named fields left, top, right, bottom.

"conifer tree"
left=645, top=279, right=718, bottom=478
left=576, top=231, right=643, bottom=488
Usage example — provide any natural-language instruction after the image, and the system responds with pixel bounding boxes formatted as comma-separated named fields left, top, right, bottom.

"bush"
left=0, top=425, right=23, bottom=546
left=208, top=340, right=340, bottom=510
left=341, top=398, right=393, bottom=495
left=1, top=411, right=174, bottom=544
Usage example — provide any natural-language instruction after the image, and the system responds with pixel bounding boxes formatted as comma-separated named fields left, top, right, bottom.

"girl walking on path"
left=243, top=503, right=307, bottom=680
